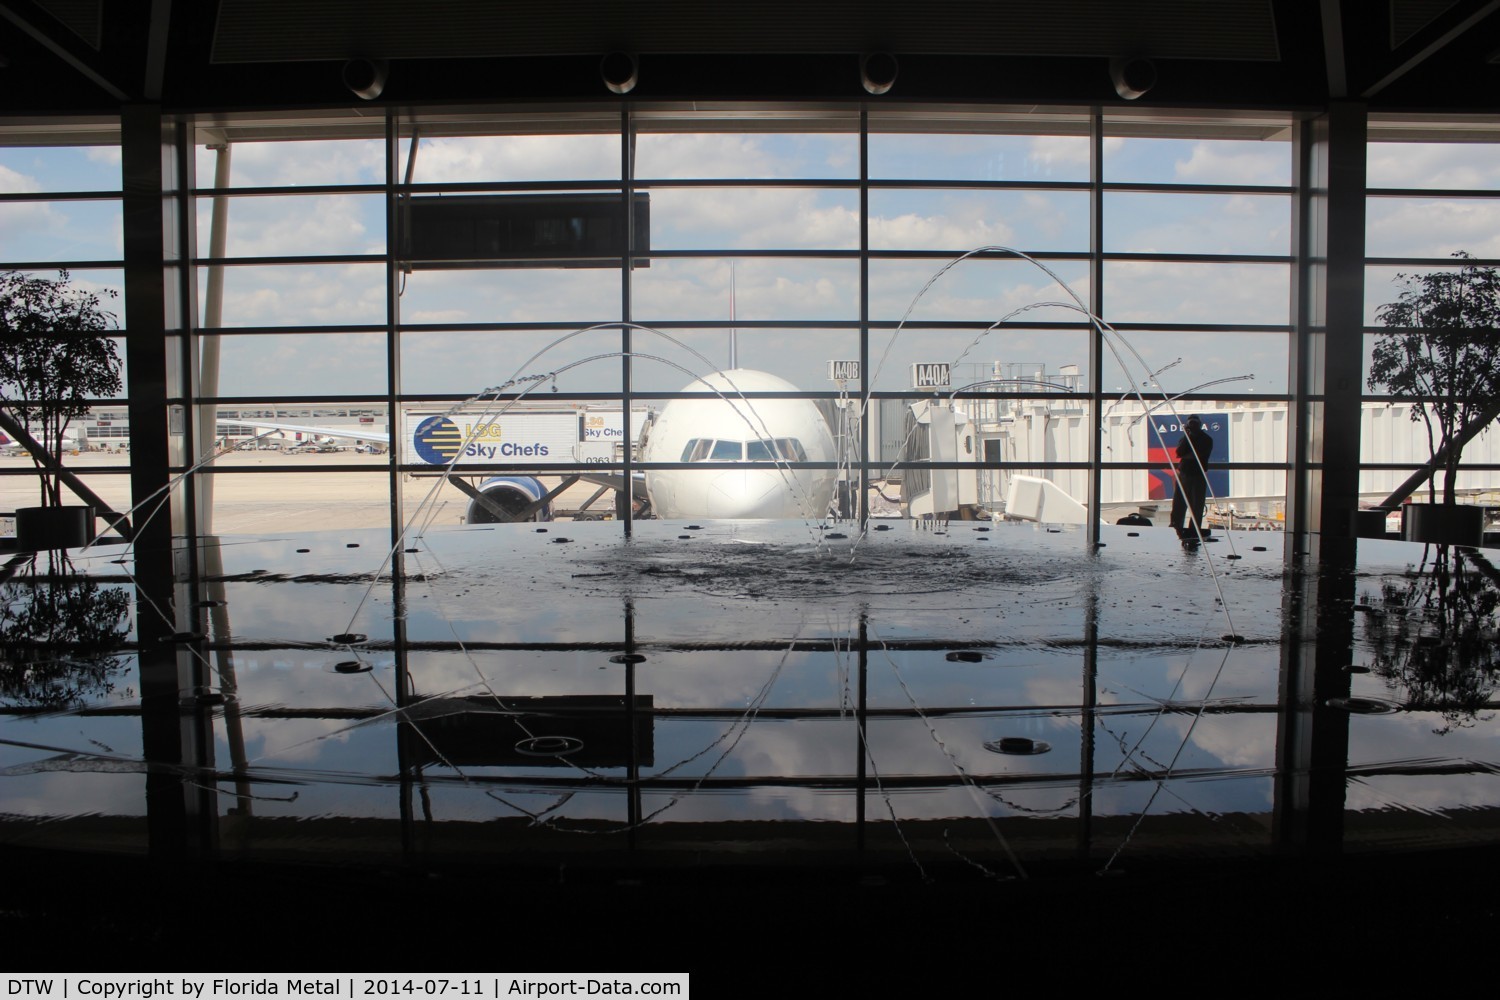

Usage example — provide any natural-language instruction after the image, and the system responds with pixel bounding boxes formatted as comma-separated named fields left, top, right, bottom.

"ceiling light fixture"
left=342, top=58, right=389, bottom=100
left=861, top=52, right=898, bottom=95
left=601, top=52, right=638, bottom=94
left=1110, top=56, right=1156, bottom=100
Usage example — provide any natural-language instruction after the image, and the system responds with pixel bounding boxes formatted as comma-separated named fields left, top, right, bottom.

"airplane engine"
left=465, top=475, right=553, bottom=523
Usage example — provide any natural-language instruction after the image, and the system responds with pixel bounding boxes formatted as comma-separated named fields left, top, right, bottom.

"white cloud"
left=1107, top=193, right=1289, bottom=255
left=197, top=194, right=376, bottom=258
left=1366, top=198, right=1500, bottom=258
left=1104, top=261, right=1290, bottom=325
left=652, top=187, right=859, bottom=249
left=871, top=211, right=1015, bottom=250
left=412, top=134, right=618, bottom=183
left=1367, top=143, right=1500, bottom=189
left=1174, top=142, right=1288, bottom=185
left=203, top=139, right=386, bottom=187
left=405, top=307, right=470, bottom=324
left=214, top=263, right=386, bottom=327
left=636, top=133, right=777, bottom=179
left=1028, top=134, right=1121, bottom=170
left=0, top=163, right=41, bottom=193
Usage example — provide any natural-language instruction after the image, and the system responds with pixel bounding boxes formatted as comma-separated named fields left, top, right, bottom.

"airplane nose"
left=707, top=470, right=792, bottom=518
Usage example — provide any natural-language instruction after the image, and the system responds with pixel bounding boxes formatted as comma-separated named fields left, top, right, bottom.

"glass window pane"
left=196, top=194, right=385, bottom=258
left=635, top=132, right=858, bottom=180
left=1365, top=196, right=1500, bottom=259
left=1104, top=137, right=1291, bottom=186
left=1103, top=261, right=1290, bottom=325
left=646, top=187, right=858, bottom=251
left=199, top=263, right=386, bottom=327
left=0, top=466, right=129, bottom=521
left=867, top=327, right=1092, bottom=394
left=0, top=199, right=120, bottom=262
left=400, top=134, right=620, bottom=183
left=627, top=327, right=860, bottom=394
left=1367, top=142, right=1500, bottom=190
left=201, top=333, right=388, bottom=397
left=633, top=258, right=858, bottom=322
left=868, top=133, right=1089, bottom=182
left=399, top=326, right=625, bottom=396
left=1099, top=329, right=1286, bottom=395
left=1364, top=264, right=1453, bottom=326
left=868, top=256, right=1092, bottom=327
left=870, top=188, right=1088, bottom=252
left=1104, top=192, right=1290, bottom=255
left=399, top=265, right=620, bottom=326
left=885, top=396, right=1098, bottom=519
left=0, top=145, right=120, bottom=193
left=195, top=139, right=386, bottom=188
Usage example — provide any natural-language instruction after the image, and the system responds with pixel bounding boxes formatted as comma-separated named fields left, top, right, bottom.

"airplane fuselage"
left=641, top=369, right=837, bottom=520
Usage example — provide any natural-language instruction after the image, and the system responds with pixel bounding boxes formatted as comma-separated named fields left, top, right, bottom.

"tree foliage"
left=1370, top=252, right=1500, bottom=503
left=0, top=270, right=122, bottom=506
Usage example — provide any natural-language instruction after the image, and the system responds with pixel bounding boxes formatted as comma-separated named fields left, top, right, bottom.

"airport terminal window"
left=0, top=107, right=1340, bottom=534
left=183, top=109, right=1309, bottom=531
left=0, top=132, right=130, bottom=527
left=1362, top=128, right=1500, bottom=511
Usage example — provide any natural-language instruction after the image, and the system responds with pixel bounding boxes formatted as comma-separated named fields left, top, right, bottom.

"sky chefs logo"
left=413, top=415, right=462, bottom=464
left=412, top=415, right=551, bottom=463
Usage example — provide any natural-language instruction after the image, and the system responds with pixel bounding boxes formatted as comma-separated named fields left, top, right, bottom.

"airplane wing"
left=216, top=418, right=390, bottom=444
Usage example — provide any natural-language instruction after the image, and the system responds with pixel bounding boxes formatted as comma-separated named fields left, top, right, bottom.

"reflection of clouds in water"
left=1156, top=712, right=1277, bottom=772
left=2, top=771, right=149, bottom=819
left=224, top=657, right=398, bottom=711
left=1343, top=710, right=1500, bottom=817
left=238, top=713, right=373, bottom=767
left=1344, top=771, right=1500, bottom=816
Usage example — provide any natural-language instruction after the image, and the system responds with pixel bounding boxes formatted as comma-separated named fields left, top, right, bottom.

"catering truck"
left=401, top=406, right=645, bottom=522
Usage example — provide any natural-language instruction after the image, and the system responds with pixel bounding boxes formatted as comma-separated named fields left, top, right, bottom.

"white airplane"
left=637, top=369, right=837, bottom=520
left=0, top=426, right=82, bottom=455
left=208, top=369, right=839, bottom=522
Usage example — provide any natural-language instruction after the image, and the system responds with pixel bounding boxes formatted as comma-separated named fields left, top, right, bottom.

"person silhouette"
left=1169, top=415, right=1213, bottom=541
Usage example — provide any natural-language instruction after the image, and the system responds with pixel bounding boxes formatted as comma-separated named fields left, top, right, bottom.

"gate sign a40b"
left=828, top=360, right=861, bottom=382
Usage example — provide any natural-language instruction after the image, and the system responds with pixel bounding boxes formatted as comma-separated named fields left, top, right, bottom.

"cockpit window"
left=680, top=437, right=807, bottom=462
left=745, top=439, right=774, bottom=461
left=776, top=438, right=808, bottom=462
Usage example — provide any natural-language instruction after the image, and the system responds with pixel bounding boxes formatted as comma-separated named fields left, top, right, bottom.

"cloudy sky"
left=2, top=131, right=1495, bottom=402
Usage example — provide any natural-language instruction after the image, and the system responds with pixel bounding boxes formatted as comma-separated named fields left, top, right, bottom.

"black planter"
left=1354, top=508, right=1392, bottom=539
left=1401, top=502, right=1485, bottom=546
left=15, top=505, right=95, bottom=550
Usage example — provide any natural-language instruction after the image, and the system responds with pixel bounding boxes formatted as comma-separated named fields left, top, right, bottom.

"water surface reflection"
left=3, top=521, right=1498, bottom=882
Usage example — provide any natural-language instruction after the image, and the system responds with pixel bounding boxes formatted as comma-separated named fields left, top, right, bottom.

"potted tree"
left=1369, top=252, right=1500, bottom=545
left=0, top=270, right=122, bottom=549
